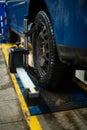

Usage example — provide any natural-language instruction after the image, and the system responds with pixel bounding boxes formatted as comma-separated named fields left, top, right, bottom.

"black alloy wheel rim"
left=36, top=22, right=50, bottom=77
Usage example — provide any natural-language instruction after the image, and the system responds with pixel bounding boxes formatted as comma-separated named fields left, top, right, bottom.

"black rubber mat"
left=15, top=75, right=87, bottom=115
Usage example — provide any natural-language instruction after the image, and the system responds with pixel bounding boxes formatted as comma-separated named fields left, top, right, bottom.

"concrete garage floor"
left=37, top=108, right=87, bottom=130
left=1, top=44, right=87, bottom=130
left=0, top=47, right=29, bottom=130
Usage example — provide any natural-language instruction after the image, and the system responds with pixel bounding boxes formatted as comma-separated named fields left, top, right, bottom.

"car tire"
left=32, top=11, right=75, bottom=89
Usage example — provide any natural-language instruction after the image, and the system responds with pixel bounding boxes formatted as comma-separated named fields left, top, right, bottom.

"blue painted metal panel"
left=6, top=0, right=28, bottom=32
left=0, top=1, right=8, bottom=43
left=0, top=2, right=4, bottom=33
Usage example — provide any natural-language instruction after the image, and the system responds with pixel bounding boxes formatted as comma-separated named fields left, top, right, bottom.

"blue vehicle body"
left=5, top=0, right=87, bottom=68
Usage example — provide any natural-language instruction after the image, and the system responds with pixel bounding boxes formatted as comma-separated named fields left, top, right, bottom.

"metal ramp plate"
left=16, top=67, right=39, bottom=98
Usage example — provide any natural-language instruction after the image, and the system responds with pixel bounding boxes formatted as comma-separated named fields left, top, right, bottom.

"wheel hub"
left=37, top=24, right=49, bottom=74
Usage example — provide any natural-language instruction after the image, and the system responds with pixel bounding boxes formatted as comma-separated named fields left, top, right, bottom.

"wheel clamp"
left=8, top=16, right=39, bottom=98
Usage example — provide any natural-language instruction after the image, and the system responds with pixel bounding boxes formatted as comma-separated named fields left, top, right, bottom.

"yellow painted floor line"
left=0, top=44, right=2, bottom=49
left=2, top=43, right=42, bottom=130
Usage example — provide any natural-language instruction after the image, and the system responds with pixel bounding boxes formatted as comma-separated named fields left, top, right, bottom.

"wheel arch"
left=28, top=0, right=50, bottom=22
left=28, top=0, right=59, bottom=60
left=28, top=0, right=58, bottom=48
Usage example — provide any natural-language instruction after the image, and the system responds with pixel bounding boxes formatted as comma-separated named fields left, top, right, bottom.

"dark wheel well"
left=29, top=0, right=48, bottom=22
left=8, top=29, right=20, bottom=43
